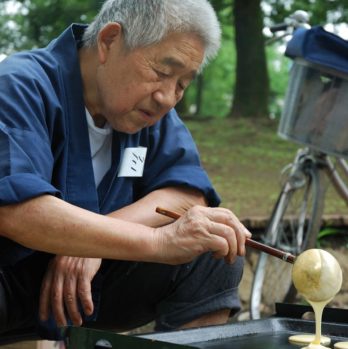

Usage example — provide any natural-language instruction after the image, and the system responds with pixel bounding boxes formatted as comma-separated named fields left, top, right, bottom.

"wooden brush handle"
left=155, top=207, right=296, bottom=264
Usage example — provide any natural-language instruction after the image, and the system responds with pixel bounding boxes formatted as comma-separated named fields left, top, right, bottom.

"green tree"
left=267, top=0, right=348, bottom=25
left=210, top=0, right=270, bottom=118
left=0, top=3, right=13, bottom=54
left=174, top=0, right=237, bottom=118
left=0, top=0, right=100, bottom=53
left=230, top=0, right=269, bottom=118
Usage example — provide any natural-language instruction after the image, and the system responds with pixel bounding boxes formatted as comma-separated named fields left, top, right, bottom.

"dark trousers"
left=0, top=252, right=244, bottom=339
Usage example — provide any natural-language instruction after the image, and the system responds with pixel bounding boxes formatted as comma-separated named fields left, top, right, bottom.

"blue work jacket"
left=0, top=24, right=220, bottom=265
left=0, top=24, right=220, bottom=336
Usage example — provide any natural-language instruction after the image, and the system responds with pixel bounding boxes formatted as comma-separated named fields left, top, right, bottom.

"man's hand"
left=154, top=205, right=252, bottom=265
left=39, top=256, right=102, bottom=327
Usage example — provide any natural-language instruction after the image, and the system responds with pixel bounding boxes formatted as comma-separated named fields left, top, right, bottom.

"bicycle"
left=249, top=11, right=348, bottom=320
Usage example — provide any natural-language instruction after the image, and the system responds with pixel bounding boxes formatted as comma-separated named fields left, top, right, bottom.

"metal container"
left=64, top=304, right=348, bottom=349
left=278, top=58, right=348, bottom=159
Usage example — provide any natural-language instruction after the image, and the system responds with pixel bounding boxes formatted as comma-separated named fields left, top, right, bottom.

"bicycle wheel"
left=250, top=164, right=326, bottom=319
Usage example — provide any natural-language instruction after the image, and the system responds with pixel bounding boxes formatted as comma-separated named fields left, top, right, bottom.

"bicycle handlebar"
left=268, top=10, right=310, bottom=38
left=269, top=23, right=289, bottom=33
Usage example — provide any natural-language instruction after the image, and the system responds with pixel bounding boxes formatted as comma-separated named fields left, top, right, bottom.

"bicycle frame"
left=298, top=148, right=348, bottom=208
left=324, top=156, right=348, bottom=204
left=268, top=146, right=348, bottom=254
left=249, top=12, right=348, bottom=320
left=283, top=147, right=348, bottom=243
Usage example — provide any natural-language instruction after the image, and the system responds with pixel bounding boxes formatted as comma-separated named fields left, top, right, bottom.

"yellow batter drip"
left=302, top=300, right=331, bottom=349
left=289, top=334, right=331, bottom=347
left=289, top=249, right=343, bottom=349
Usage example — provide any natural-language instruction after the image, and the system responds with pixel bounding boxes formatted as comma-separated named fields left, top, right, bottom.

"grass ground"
left=185, top=116, right=348, bottom=318
left=185, top=116, right=347, bottom=220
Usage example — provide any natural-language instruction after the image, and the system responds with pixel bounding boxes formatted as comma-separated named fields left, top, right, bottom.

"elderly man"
left=0, top=0, right=250, bottom=340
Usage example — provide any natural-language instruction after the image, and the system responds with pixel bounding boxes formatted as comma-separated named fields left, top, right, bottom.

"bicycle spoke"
left=250, top=164, right=326, bottom=319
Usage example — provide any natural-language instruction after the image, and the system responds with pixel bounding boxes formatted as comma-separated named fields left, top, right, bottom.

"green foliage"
left=266, top=0, right=348, bottom=26
left=184, top=24, right=236, bottom=118
left=0, top=0, right=100, bottom=53
left=0, top=5, right=15, bottom=54
left=317, top=227, right=348, bottom=248
left=210, top=0, right=233, bottom=26
left=266, top=45, right=291, bottom=119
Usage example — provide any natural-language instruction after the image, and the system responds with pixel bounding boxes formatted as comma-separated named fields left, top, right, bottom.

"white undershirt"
left=85, top=109, right=113, bottom=187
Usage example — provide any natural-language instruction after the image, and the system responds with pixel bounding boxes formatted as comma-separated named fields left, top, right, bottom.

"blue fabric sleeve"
left=138, top=110, right=220, bottom=207
left=0, top=66, right=61, bottom=205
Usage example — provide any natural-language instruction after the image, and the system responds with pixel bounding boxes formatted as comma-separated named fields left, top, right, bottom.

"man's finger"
left=203, top=207, right=252, bottom=238
left=209, top=221, right=238, bottom=263
left=206, top=231, right=229, bottom=259
left=77, top=275, right=94, bottom=316
left=50, top=273, right=67, bottom=327
left=39, top=270, right=53, bottom=321
left=64, top=274, right=82, bottom=326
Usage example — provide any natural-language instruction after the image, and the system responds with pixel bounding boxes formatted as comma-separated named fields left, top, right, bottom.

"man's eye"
left=178, top=80, right=189, bottom=91
left=178, top=83, right=186, bottom=90
left=155, top=69, right=170, bottom=78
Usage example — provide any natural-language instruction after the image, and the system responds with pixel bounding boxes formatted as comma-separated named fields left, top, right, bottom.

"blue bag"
left=285, top=26, right=348, bottom=75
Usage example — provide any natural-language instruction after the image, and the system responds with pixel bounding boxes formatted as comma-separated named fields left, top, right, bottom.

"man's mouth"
left=139, top=109, right=156, bottom=120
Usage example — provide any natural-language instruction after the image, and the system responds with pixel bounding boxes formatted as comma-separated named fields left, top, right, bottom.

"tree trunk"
left=175, top=95, right=189, bottom=116
left=194, top=74, right=204, bottom=116
left=230, top=0, right=269, bottom=118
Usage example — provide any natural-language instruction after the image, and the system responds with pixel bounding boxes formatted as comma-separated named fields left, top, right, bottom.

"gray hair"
left=82, top=0, right=221, bottom=67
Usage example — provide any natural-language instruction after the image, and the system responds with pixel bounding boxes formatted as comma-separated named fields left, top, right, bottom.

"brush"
left=156, top=207, right=296, bottom=264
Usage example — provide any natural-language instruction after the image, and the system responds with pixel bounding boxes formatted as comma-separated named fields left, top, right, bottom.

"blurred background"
left=1, top=0, right=347, bottom=225
left=1, top=0, right=347, bottom=120
left=1, top=1, right=348, bottom=348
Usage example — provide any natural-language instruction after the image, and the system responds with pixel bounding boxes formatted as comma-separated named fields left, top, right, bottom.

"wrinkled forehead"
left=151, top=32, right=205, bottom=71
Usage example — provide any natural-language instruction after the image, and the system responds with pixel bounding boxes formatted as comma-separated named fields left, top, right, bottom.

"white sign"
left=118, top=147, right=147, bottom=177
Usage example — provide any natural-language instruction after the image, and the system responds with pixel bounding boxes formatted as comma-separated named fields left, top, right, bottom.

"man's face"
left=94, top=31, right=204, bottom=133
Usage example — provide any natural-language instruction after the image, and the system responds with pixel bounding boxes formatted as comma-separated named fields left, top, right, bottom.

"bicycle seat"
left=285, top=26, right=348, bottom=75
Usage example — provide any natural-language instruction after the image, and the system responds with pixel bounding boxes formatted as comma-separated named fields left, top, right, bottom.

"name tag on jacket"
left=118, top=147, right=147, bottom=177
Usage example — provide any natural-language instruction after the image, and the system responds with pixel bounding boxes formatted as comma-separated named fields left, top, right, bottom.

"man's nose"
left=153, top=83, right=180, bottom=110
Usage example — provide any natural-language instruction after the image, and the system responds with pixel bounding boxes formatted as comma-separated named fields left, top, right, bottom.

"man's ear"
left=97, top=22, right=123, bottom=63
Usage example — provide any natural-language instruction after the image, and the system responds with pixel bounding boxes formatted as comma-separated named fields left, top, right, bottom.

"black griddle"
left=64, top=304, right=348, bottom=349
